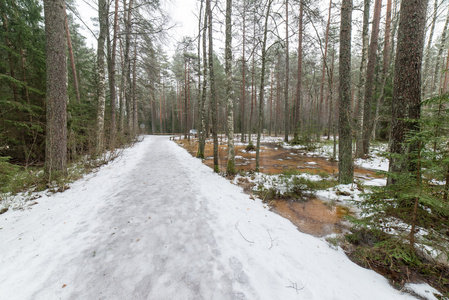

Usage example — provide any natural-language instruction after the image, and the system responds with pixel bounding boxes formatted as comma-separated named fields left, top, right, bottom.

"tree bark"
left=372, top=0, right=392, bottom=140
left=355, top=0, right=370, bottom=158
left=431, top=5, right=449, bottom=95
left=422, top=0, right=439, bottom=98
left=196, top=0, right=204, bottom=155
left=240, top=1, right=246, bottom=143
left=132, top=41, right=138, bottom=135
left=319, top=0, right=332, bottom=130
left=362, top=0, right=383, bottom=155
left=389, top=0, right=428, bottom=182
left=63, top=4, right=80, bottom=103
left=124, top=0, right=134, bottom=136
left=207, top=0, right=219, bottom=173
left=294, top=0, right=303, bottom=140
left=226, top=0, right=236, bottom=175
left=96, top=0, right=107, bottom=153
left=255, top=0, right=273, bottom=172
left=284, top=0, right=290, bottom=142
left=338, top=0, right=354, bottom=184
left=43, top=0, right=68, bottom=178
left=197, top=4, right=208, bottom=158
left=108, top=0, right=119, bottom=150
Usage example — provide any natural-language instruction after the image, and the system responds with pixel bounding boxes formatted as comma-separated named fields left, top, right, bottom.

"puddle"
left=270, top=199, right=351, bottom=237
left=176, top=137, right=370, bottom=237
left=177, top=138, right=381, bottom=179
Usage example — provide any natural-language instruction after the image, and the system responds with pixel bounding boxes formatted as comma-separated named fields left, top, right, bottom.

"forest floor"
left=0, top=135, right=441, bottom=299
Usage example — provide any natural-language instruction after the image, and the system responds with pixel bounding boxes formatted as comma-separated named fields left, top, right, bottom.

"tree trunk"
left=96, top=0, right=107, bottom=154
left=372, top=0, right=392, bottom=140
left=132, top=41, right=138, bottom=135
left=338, top=0, right=354, bottom=184
left=124, top=0, right=134, bottom=136
left=63, top=4, right=80, bottom=103
left=422, top=0, right=439, bottom=98
left=196, top=0, right=204, bottom=154
left=151, top=80, right=156, bottom=134
left=225, top=0, right=236, bottom=175
left=355, top=0, right=370, bottom=158
left=207, top=0, right=219, bottom=173
left=284, top=0, right=290, bottom=142
left=108, top=0, right=119, bottom=150
left=43, top=0, right=68, bottom=178
left=319, top=0, right=332, bottom=130
left=255, top=0, right=273, bottom=172
left=1, top=12, right=19, bottom=103
left=270, top=70, right=273, bottom=136
left=240, top=1, right=246, bottom=143
left=197, top=4, right=208, bottom=158
left=184, top=59, right=189, bottom=139
left=119, top=40, right=126, bottom=134
left=294, top=0, right=303, bottom=140
left=389, top=0, right=428, bottom=183
left=431, top=5, right=449, bottom=95
left=249, top=15, right=256, bottom=144
left=362, top=0, right=382, bottom=155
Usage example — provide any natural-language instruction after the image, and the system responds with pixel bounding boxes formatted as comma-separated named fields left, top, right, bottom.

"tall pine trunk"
left=338, top=0, right=354, bottom=184
left=389, top=0, right=428, bottom=183
left=372, top=0, right=392, bottom=140
left=43, top=0, right=67, bottom=178
left=362, top=0, right=382, bottom=154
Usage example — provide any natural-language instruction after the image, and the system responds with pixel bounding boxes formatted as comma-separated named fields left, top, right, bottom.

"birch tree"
left=206, top=0, right=219, bottom=173
left=284, top=0, right=290, bottom=142
left=226, top=0, right=236, bottom=175
left=96, top=0, right=107, bottom=153
left=355, top=0, right=370, bottom=158
left=108, top=0, right=119, bottom=150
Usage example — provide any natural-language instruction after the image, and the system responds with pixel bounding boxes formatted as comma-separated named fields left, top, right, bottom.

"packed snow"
left=0, top=136, right=439, bottom=299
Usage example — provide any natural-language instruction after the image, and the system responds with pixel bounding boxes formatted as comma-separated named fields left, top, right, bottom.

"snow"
left=0, top=136, right=435, bottom=299
left=404, top=283, right=442, bottom=300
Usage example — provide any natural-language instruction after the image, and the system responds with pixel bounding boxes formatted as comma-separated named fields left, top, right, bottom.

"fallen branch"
left=286, top=280, right=306, bottom=294
left=235, top=221, right=254, bottom=244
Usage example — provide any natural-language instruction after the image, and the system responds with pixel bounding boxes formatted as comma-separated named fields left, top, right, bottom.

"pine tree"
left=338, top=0, right=354, bottom=184
left=43, top=0, right=67, bottom=178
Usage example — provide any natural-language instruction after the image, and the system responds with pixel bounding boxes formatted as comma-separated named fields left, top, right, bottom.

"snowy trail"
left=0, top=136, right=421, bottom=299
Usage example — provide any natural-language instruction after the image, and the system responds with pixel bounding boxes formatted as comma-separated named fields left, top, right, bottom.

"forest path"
left=0, top=136, right=417, bottom=300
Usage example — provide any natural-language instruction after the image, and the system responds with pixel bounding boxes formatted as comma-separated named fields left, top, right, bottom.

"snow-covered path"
left=0, top=136, right=421, bottom=299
